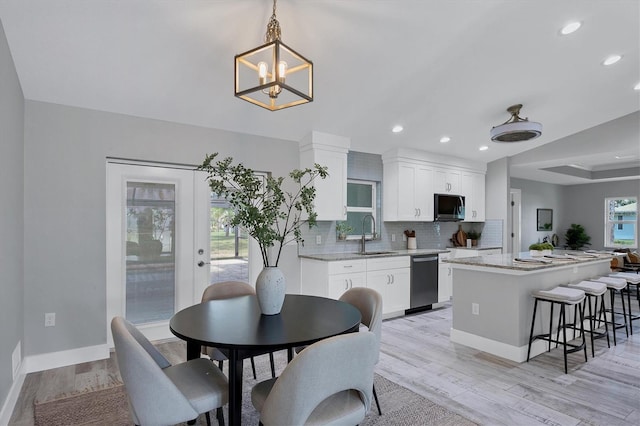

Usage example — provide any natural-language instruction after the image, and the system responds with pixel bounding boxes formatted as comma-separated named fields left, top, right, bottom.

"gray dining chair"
left=201, top=281, right=276, bottom=379
left=111, top=316, right=228, bottom=426
left=251, top=331, right=377, bottom=426
left=295, top=287, right=383, bottom=415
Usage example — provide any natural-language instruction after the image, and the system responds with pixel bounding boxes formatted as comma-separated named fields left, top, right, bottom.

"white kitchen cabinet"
left=383, top=161, right=433, bottom=221
left=462, top=171, right=486, bottom=221
left=438, top=252, right=452, bottom=303
left=434, top=167, right=461, bottom=194
left=366, top=257, right=410, bottom=315
left=300, top=258, right=366, bottom=299
left=299, top=132, right=349, bottom=221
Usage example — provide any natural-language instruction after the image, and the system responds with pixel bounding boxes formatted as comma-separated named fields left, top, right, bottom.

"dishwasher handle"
left=412, top=256, right=438, bottom=263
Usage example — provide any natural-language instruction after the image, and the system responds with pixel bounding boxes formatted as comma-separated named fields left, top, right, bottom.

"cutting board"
left=455, top=226, right=467, bottom=247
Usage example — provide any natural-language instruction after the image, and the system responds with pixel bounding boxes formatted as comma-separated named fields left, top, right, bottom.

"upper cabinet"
left=461, top=171, right=486, bottom=221
left=300, top=132, right=350, bottom=221
left=383, top=160, right=434, bottom=221
left=434, top=167, right=461, bottom=194
left=383, top=148, right=486, bottom=222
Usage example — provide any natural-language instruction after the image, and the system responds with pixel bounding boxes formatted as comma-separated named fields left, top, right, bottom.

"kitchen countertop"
left=447, top=246, right=502, bottom=250
left=299, top=248, right=449, bottom=261
left=445, top=250, right=615, bottom=272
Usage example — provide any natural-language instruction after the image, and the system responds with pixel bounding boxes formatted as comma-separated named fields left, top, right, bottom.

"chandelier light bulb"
left=278, top=61, right=287, bottom=83
left=258, top=62, right=268, bottom=85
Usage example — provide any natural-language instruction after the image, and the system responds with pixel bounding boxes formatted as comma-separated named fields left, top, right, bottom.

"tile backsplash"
left=298, top=219, right=503, bottom=255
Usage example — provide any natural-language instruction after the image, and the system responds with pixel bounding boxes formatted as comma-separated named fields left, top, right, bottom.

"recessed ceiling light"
left=634, top=82, right=640, bottom=91
left=560, top=21, right=582, bottom=35
left=603, top=54, right=622, bottom=66
left=392, top=125, right=404, bottom=133
left=479, top=146, right=489, bottom=151
left=615, top=155, right=636, bottom=160
left=440, top=136, right=451, bottom=143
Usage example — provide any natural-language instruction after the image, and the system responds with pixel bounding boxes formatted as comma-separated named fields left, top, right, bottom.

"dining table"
left=169, top=293, right=362, bottom=425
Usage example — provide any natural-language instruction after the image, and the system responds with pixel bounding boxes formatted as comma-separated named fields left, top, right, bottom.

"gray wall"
left=486, top=158, right=511, bottom=251
left=561, top=179, right=640, bottom=250
left=23, top=100, right=300, bottom=357
left=0, top=18, right=24, bottom=405
left=511, top=178, right=564, bottom=251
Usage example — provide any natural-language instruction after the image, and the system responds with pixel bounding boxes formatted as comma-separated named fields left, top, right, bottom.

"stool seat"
left=592, top=276, right=627, bottom=290
left=567, top=281, right=607, bottom=296
left=533, top=287, right=585, bottom=303
left=610, top=272, right=640, bottom=284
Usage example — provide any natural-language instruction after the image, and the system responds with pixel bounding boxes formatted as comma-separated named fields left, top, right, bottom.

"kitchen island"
left=445, top=251, right=615, bottom=362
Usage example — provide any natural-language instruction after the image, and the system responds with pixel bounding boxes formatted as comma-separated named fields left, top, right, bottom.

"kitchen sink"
left=356, top=251, right=396, bottom=256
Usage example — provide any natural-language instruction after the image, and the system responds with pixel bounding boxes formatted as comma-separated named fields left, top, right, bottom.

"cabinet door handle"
left=448, top=268, right=452, bottom=276
left=349, top=279, right=353, bottom=289
left=391, top=274, right=395, bottom=284
left=417, top=208, right=421, bottom=216
left=343, top=205, right=347, bottom=216
left=345, top=279, right=349, bottom=290
left=343, top=265, right=353, bottom=268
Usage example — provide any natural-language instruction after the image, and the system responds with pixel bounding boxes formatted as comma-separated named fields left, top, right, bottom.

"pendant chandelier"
left=234, top=0, right=313, bottom=111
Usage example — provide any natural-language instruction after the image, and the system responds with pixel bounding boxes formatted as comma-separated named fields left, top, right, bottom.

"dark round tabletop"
left=169, top=294, right=361, bottom=351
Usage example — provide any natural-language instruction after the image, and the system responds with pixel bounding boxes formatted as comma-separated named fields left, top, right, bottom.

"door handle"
left=197, top=261, right=211, bottom=267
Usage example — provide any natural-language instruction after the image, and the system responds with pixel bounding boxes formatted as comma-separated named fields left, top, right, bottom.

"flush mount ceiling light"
left=560, top=21, right=582, bottom=35
left=234, top=0, right=313, bottom=111
left=392, top=125, right=404, bottom=133
left=479, top=146, right=489, bottom=151
left=440, top=136, right=451, bottom=143
left=490, top=104, right=542, bottom=142
left=603, top=54, right=622, bottom=66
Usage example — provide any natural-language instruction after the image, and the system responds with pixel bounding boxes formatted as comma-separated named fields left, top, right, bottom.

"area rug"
left=33, top=373, right=476, bottom=426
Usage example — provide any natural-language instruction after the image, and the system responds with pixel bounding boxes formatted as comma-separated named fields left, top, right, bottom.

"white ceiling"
left=1, top=0, right=638, bottom=184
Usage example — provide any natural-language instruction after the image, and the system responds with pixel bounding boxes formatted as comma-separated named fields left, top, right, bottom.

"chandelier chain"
left=265, top=0, right=281, bottom=42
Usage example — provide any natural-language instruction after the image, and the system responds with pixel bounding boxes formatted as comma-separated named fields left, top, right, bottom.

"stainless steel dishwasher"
left=407, top=254, right=439, bottom=313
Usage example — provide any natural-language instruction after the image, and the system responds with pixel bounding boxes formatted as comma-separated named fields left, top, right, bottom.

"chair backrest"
left=339, top=287, right=383, bottom=363
left=201, top=280, right=255, bottom=302
left=260, top=332, right=377, bottom=426
left=111, top=316, right=198, bottom=425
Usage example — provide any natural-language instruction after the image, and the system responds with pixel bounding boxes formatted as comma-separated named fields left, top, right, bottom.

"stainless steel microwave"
left=434, top=194, right=465, bottom=221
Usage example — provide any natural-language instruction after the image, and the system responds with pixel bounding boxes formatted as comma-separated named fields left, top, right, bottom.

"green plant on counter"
left=336, top=221, right=354, bottom=240
left=466, top=230, right=481, bottom=240
left=529, top=242, right=554, bottom=251
left=564, top=223, right=591, bottom=250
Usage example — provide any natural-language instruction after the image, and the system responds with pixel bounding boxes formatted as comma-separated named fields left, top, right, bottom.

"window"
left=341, top=180, right=377, bottom=239
left=604, top=197, right=637, bottom=248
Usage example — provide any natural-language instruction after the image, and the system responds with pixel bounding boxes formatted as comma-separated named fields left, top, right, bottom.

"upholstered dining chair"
left=251, top=331, right=377, bottom=426
left=294, top=287, right=383, bottom=415
left=111, top=316, right=228, bottom=426
left=201, top=281, right=276, bottom=379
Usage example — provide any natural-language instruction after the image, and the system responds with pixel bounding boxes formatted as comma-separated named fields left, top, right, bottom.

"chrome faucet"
left=361, top=214, right=377, bottom=254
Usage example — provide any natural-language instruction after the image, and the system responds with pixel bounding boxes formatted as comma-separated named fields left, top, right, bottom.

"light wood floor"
left=10, top=302, right=640, bottom=425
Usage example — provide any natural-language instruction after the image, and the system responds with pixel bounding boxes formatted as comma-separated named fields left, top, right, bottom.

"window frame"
left=604, top=196, right=637, bottom=249
left=343, top=179, right=377, bottom=240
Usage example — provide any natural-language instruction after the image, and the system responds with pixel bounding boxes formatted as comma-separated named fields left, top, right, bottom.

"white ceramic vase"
left=255, top=266, right=286, bottom=315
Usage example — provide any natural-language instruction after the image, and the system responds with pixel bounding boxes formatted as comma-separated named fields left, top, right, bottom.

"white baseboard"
left=0, top=367, right=26, bottom=426
left=450, top=328, right=548, bottom=363
left=23, top=344, right=110, bottom=374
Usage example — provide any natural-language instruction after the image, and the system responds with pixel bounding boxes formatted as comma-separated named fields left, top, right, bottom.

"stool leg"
left=610, top=289, right=617, bottom=346
left=550, top=303, right=556, bottom=352
left=578, top=303, right=587, bottom=362
left=587, top=296, right=595, bottom=358
left=626, top=284, right=633, bottom=335
left=561, top=304, right=568, bottom=374
left=527, top=299, right=539, bottom=362
left=600, top=293, right=610, bottom=348
left=620, top=288, right=629, bottom=337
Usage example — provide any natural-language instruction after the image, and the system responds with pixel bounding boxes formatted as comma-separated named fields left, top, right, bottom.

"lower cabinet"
left=438, top=252, right=452, bottom=303
left=300, top=256, right=410, bottom=316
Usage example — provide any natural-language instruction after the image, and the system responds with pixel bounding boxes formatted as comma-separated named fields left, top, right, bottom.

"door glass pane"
left=210, top=193, right=249, bottom=283
left=125, top=182, right=176, bottom=324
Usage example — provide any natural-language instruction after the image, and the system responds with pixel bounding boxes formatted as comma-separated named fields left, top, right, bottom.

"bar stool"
left=566, top=281, right=610, bottom=357
left=609, top=272, right=640, bottom=334
left=590, top=276, right=628, bottom=345
left=527, top=287, right=587, bottom=374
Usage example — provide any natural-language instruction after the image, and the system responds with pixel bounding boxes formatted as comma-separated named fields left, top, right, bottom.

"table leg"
left=186, top=341, right=200, bottom=361
left=228, top=350, right=244, bottom=426
left=287, top=347, right=293, bottom=362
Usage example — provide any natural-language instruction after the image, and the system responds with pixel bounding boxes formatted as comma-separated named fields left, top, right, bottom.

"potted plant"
left=198, top=153, right=328, bottom=314
left=529, top=242, right=554, bottom=257
left=564, top=223, right=591, bottom=250
left=466, top=229, right=481, bottom=246
left=336, top=222, right=353, bottom=240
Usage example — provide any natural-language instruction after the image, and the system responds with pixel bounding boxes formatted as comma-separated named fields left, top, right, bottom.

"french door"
left=106, top=161, right=212, bottom=345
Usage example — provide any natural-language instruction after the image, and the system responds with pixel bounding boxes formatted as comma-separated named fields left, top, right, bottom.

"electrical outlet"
left=572, top=266, right=578, bottom=273
left=391, top=234, right=396, bottom=242
left=472, top=303, right=479, bottom=315
left=402, top=234, right=407, bottom=241
left=45, top=312, right=56, bottom=327
left=316, top=235, right=322, bottom=245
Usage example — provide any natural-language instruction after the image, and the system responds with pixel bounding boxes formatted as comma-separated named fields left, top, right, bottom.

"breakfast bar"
left=445, top=252, right=615, bottom=362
